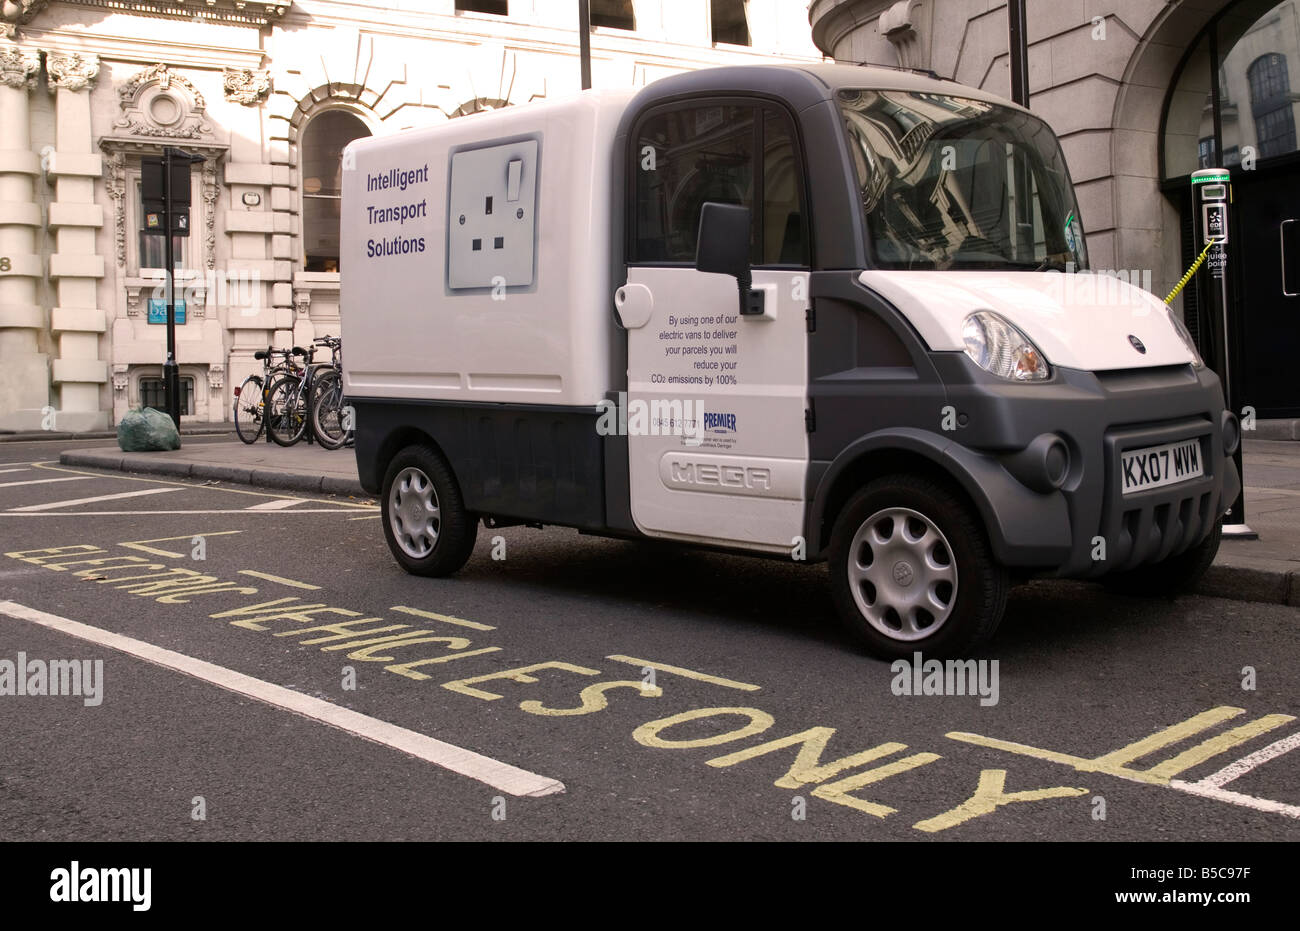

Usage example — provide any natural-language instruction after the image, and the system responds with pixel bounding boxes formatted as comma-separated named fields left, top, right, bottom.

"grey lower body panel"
left=933, top=359, right=1236, bottom=577
left=350, top=397, right=607, bottom=531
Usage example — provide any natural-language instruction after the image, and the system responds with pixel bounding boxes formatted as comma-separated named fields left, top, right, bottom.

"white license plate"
left=1120, top=439, right=1203, bottom=495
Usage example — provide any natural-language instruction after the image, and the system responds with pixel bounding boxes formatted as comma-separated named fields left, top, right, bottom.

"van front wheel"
left=380, top=445, right=477, bottom=577
left=829, top=475, right=1008, bottom=660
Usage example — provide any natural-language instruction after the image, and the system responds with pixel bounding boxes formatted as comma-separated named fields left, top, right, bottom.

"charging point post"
left=1191, top=167, right=1255, bottom=539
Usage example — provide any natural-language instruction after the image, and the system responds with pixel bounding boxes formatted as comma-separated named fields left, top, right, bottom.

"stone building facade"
left=0, top=0, right=822, bottom=431
left=809, top=0, right=1300, bottom=419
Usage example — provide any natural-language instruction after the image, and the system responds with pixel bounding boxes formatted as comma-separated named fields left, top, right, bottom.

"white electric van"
left=340, top=64, right=1240, bottom=659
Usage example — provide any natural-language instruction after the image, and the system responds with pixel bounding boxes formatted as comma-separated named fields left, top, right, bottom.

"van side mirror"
left=695, top=202, right=765, bottom=317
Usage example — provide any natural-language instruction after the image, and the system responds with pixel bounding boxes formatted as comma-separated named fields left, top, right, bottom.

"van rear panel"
left=340, top=90, right=637, bottom=410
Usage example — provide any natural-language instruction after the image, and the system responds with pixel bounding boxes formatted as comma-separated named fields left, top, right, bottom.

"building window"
left=456, top=0, right=507, bottom=14
left=592, top=0, right=634, bottom=30
left=139, top=376, right=195, bottom=416
left=1248, top=53, right=1297, bottom=159
left=1198, top=136, right=1216, bottom=168
left=711, top=0, right=750, bottom=47
left=137, top=178, right=187, bottom=271
left=302, top=110, right=371, bottom=272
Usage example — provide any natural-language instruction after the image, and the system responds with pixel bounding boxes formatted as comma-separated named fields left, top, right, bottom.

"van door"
left=620, top=103, right=810, bottom=553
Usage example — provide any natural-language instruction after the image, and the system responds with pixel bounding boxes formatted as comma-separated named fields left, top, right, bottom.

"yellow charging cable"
left=1164, top=238, right=1226, bottom=304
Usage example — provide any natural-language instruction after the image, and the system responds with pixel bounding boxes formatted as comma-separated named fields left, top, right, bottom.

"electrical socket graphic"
left=447, top=138, right=539, bottom=290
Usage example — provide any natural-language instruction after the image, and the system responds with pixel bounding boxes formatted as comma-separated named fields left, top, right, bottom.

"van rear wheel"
left=380, top=445, right=477, bottom=576
left=829, top=475, right=1008, bottom=660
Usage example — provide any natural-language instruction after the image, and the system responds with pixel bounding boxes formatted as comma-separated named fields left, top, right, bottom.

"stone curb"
left=58, top=449, right=368, bottom=498
left=2, top=427, right=234, bottom=443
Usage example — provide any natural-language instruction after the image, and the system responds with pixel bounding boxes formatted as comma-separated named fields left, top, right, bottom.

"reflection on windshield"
left=838, top=89, right=1088, bottom=272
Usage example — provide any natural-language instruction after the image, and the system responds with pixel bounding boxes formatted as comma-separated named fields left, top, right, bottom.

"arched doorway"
left=301, top=110, right=373, bottom=272
left=1161, top=0, right=1300, bottom=418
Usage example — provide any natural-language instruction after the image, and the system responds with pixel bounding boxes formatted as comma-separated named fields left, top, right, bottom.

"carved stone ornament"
left=0, top=1, right=47, bottom=40
left=115, top=63, right=211, bottom=138
left=223, top=68, right=270, bottom=106
left=103, top=150, right=127, bottom=267
left=112, top=364, right=129, bottom=393
left=201, top=159, right=220, bottom=271
left=0, top=42, right=39, bottom=89
left=47, top=51, right=99, bottom=92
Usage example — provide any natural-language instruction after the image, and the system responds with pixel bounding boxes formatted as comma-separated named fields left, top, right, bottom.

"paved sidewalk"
left=58, top=438, right=1300, bottom=606
left=60, top=438, right=367, bottom=498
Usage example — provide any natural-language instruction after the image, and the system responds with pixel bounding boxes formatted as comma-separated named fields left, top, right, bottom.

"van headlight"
left=1167, top=309, right=1205, bottom=369
left=962, top=311, right=1051, bottom=381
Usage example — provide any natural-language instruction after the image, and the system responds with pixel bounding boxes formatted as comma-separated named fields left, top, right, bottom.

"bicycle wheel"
left=310, top=368, right=348, bottom=450
left=233, top=375, right=264, bottom=444
left=266, top=374, right=308, bottom=446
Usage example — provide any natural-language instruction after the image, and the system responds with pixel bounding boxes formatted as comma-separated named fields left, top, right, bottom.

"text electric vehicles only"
left=340, top=64, right=1240, bottom=659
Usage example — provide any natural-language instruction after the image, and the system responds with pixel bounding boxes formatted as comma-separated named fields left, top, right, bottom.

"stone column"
left=0, top=43, right=47, bottom=431
left=46, top=50, right=108, bottom=431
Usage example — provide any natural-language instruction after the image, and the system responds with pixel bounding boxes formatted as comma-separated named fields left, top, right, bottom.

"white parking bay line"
left=245, top=498, right=307, bottom=511
left=0, top=476, right=90, bottom=489
left=1168, top=731, right=1300, bottom=819
left=0, top=600, right=564, bottom=798
left=0, top=468, right=32, bottom=475
left=11, top=487, right=179, bottom=512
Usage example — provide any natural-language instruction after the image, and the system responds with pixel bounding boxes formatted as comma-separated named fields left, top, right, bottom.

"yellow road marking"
left=391, top=604, right=495, bottom=632
left=1144, top=715, right=1295, bottom=780
left=810, top=753, right=943, bottom=818
left=948, top=706, right=1288, bottom=786
left=237, top=570, right=321, bottom=590
left=606, top=654, right=761, bottom=692
left=443, top=662, right=600, bottom=701
left=520, top=680, right=663, bottom=717
left=121, top=531, right=243, bottom=558
left=1089, top=707, right=1244, bottom=769
left=913, top=769, right=1088, bottom=833
left=707, top=727, right=908, bottom=788
left=633, top=707, right=775, bottom=749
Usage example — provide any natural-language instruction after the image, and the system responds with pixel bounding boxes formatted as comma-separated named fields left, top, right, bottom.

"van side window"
left=634, top=104, right=756, bottom=263
left=632, top=103, right=808, bottom=267
left=762, top=109, right=807, bottom=266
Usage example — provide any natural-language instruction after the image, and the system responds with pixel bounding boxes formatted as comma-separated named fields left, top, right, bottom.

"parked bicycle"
left=233, top=346, right=302, bottom=444
left=308, top=336, right=350, bottom=450
left=265, top=336, right=347, bottom=448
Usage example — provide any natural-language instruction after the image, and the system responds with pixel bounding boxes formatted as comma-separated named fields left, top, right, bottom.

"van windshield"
left=837, top=88, right=1088, bottom=271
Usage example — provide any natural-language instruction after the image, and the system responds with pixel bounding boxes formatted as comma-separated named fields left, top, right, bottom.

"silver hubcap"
left=847, top=506, right=958, bottom=641
left=389, top=466, right=441, bottom=559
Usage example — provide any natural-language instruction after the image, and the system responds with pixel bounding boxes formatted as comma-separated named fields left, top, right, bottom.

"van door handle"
left=1284, top=219, right=1298, bottom=298
left=614, top=283, right=654, bottom=329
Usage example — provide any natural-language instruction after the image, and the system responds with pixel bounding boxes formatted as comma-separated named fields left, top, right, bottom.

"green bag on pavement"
left=117, top=406, right=181, bottom=452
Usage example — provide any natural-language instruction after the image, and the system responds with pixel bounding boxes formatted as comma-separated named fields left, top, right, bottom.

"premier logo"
left=49, top=861, right=151, bottom=911
left=703, top=411, right=737, bottom=433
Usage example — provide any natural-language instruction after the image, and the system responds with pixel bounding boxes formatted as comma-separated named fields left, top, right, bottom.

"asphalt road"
left=1, top=436, right=1297, bottom=841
